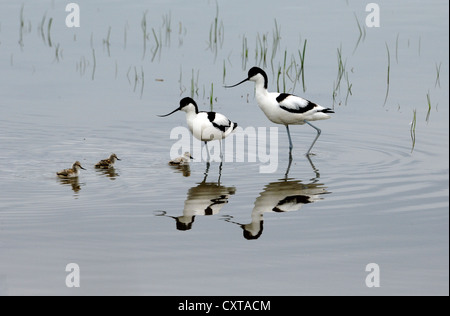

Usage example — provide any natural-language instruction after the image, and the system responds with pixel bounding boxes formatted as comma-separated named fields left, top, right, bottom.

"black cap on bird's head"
left=225, top=67, right=268, bottom=89
left=158, top=97, right=199, bottom=117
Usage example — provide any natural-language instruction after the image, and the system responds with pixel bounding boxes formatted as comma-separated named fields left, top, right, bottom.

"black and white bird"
left=159, top=97, right=238, bottom=159
left=226, top=67, right=334, bottom=155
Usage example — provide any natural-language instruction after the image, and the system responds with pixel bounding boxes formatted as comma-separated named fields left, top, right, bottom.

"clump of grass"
left=298, top=39, right=307, bottom=92
left=91, top=48, right=96, bottom=80
left=383, top=42, right=391, bottom=106
left=19, top=4, right=24, bottom=49
left=47, top=17, right=53, bottom=47
left=276, top=66, right=282, bottom=92
left=208, top=1, right=224, bottom=59
left=344, top=72, right=353, bottom=105
left=333, top=45, right=346, bottom=104
left=332, top=44, right=354, bottom=106
left=410, top=109, right=417, bottom=153
left=90, top=32, right=94, bottom=49
left=435, top=62, right=442, bottom=88
left=282, top=49, right=287, bottom=92
left=141, top=11, right=148, bottom=59
left=178, top=66, right=185, bottom=94
left=190, top=69, right=199, bottom=98
left=275, top=50, right=288, bottom=93
left=162, top=11, right=172, bottom=46
left=103, top=26, right=112, bottom=57
left=335, top=45, right=346, bottom=91
left=39, top=12, right=47, bottom=45
left=223, top=60, right=227, bottom=84
left=271, top=19, right=281, bottom=66
left=54, top=43, right=62, bottom=62
left=140, top=66, right=145, bottom=99
left=426, top=92, right=432, bottom=123
left=127, top=66, right=145, bottom=98
left=353, top=13, right=366, bottom=54
left=76, top=56, right=88, bottom=76
left=210, top=83, right=214, bottom=110
left=242, top=34, right=248, bottom=70
left=150, top=27, right=161, bottom=62
left=255, top=33, right=268, bottom=67
left=178, top=22, right=187, bottom=47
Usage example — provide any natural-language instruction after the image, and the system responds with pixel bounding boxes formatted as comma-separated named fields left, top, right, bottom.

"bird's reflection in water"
left=224, top=156, right=330, bottom=240
left=169, top=163, right=191, bottom=177
left=157, top=162, right=235, bottom=231
left=95, top=167, right=119, bottom=180
left=57, top=177, right=82, bottom=194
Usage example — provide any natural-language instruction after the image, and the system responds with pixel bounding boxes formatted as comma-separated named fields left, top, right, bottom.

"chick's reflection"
left=57, top=177, right=82, bottom=194
left=226, top=179, right=329, bottom=240
left=95, top=167, right=119, bottom=179
left=159, top=181, right=236, bottom=231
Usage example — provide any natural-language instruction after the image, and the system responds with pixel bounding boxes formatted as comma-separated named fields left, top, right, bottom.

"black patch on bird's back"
left=280, top=101, right=317, bottom=114
left=276, top=93, right=292, bottom=103
left=212, top=120, right=232, bottom=132
left=207, top=112, right=216, bottom=122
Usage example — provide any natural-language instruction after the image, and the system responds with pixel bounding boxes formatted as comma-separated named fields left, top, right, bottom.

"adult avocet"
left=226, top=67, right=334, bottom=155
left=159, top=97, right=238, bottom=160
left=56, top=161, right=86, bottom=178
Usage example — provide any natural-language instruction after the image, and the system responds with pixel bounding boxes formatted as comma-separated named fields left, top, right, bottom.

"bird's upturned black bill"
left=158, top=107, right=180, bottom=117
left=224, top=78, right=249, bottom=88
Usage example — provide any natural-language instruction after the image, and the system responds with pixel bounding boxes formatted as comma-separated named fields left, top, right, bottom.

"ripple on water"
left=316, top=121, right=448, bottom=214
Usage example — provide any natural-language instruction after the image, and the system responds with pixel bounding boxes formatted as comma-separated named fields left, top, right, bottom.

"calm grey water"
left=0, top=0, right=448, bottom=295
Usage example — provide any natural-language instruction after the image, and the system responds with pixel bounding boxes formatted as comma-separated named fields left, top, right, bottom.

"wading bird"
left=159, top=97, right=238, bottom=160
left=226, top=67, right=334, bottom=155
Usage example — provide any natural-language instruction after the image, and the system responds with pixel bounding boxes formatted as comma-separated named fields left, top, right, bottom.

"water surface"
left=0, top=0, right=448, bottom=295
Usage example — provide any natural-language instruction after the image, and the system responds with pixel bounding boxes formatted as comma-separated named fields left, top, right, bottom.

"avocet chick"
left=95, top=154, right=121, bottom=169
left=56, top=161, right=86, bottom=178
left=169, top=152, right=193, bottom=165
